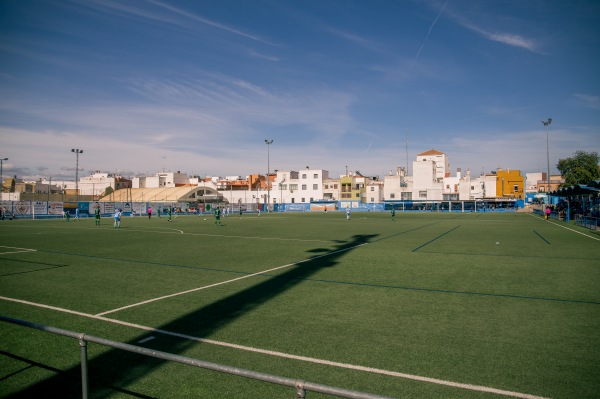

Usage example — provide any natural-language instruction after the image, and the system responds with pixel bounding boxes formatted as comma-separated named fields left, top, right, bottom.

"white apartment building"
left=416, top=149, right=450, bottom=182
left=384, top=151, right=503, bottom=202
left=272, top=169, right=329, bottom=204
left=78, top=172, right=119, bottom=197
left=366, top=181, right=384, bottom=203
left=133, top=171, right=189, bottom=188
left=322, top=178, right=340, bottom=201
left=383, top=167, right=412, bottom=201
left=442, top=169, right=473, bottom=200
left=525, top=172, right=544, bottom=193
left=412, top=158, right=443, bottom=201
left=40, top=173, right=119, bottom=197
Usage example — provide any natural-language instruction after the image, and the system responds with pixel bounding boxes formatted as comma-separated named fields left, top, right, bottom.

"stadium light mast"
left=47, top=176, right=52, bottom=203
left=0, top=157, right=7, bottom=193
left=541, top=118, right=552, bottom=206
left=265, top=140, right=273, bottom=212
left=71, top=149, right=83, bottom=202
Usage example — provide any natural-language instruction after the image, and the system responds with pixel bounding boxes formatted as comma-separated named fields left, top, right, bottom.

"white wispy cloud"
left=231, top=79, right=270, bottom=97
left=146, top=0, right=278, bottom=46
left=572, top=93, right=600, bottom=110
left=325, top=27, right=385, bottom=53
left=246, top=48, right=281, bottom=62
left=465, top=22, right=538, bottom=52
left=79, top=0, right=277, bottom=46
left=441, top=3, right=539, bottom=53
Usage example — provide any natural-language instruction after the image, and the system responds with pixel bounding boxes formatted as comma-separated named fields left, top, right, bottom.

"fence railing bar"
left=1, top=315, right=397, bottom=399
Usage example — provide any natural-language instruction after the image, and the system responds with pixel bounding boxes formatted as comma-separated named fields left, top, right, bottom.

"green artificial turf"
left=0, top=212, right=599, bottom=398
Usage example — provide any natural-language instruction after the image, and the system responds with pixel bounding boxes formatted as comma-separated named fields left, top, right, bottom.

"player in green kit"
left=94, top=205, right=101, bottom=226
left=214, top=206, right=222, bottom=226
left=391, top=208, right=395, bottom=222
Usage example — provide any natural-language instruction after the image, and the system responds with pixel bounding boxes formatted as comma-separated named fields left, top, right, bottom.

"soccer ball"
left=204, top=218, right=207, bottom=221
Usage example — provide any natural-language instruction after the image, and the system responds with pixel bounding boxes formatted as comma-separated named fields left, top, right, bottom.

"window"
left=324, top=184, right=328, bottom=189
left=291, top=198, right=295, bottom=203
left=355, top=193, right=360, bottom=198
left=281, top=184, right=287, bottom=190
left=370, top=187, right=374, bottom=191
left=370, top=197, right=375, bottom=202
left=419, top=191, right=427, bottom=198
left=390, top=193, right=395, bottom=199
left=401, top=192, right=412, bottom=200
left=301, top=198, right=305, bottom=202
left=513, top=184, right=519, bottom=193
left=313, top=174, right=318, bottom=178
left=302, top=174, right=307, bottom=179
left=290, top=184, right=298, bottom=191
left=333, top=184, right=338, bottom=189
left=301, top=184, right=307, bottom=190
left=313, top=184, right=318, bottom=190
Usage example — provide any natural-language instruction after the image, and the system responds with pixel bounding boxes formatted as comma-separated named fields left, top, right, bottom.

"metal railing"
left=575, top=215, right=600, bottom=230
left=1, top=316, right=396, bottom=399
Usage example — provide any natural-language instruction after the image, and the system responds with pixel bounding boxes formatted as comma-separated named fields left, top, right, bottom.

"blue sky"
left=1, top=0, right=599, bottom=181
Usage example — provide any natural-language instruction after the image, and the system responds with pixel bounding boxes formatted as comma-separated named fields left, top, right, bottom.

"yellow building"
left=495, top=169, right=525, bottom=199
left=340, top=175, right=366, bottom=202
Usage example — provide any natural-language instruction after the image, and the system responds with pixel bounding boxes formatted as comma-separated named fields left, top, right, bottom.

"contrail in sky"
left=409, top=0, right=449, bottom=71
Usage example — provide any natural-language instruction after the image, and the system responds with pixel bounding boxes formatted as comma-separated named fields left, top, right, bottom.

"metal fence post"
left=296, top=380, right=306, bottom=399
left=79, top=334, right=89, bottom=399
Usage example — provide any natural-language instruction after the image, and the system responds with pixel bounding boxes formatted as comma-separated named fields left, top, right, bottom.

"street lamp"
left=71, top=149, right=83, bottom=202
left=0, top=157, right=7, bottom=193
left=265, top=139, right=273, bottom=212
left=541, top=118, right=552, bottom=205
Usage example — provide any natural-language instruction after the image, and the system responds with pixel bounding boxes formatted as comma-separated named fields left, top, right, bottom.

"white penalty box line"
left=0, top=295, right=550, bottom=399
left=95, top=241, right=369, bottom=317
left=0, top=246, right=38, bottom=255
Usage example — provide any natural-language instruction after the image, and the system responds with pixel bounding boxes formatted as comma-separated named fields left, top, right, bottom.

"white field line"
left=0, top=295, right=550, bottom=399
left=95, top=242, right=369, bottom=316
left=5, top=224, right=332, bottom=243
left=527, top=214, right=600, bottom=241
left=0, top=246, right=37, bottom=255
left=182, top=232, right=332, bottom=243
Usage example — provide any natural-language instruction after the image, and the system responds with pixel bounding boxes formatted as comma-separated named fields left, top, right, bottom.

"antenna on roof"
left=405, top=131, right=409, bottom=175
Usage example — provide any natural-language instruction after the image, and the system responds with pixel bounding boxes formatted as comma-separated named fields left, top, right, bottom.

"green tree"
left=556, top=151, right=600, bottom=186
left=104, top=186, right=114, bottom=196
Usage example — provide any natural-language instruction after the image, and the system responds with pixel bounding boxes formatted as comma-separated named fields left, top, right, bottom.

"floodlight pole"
left=265, top=140, right=273, bottom=212
left=71, top=149, right=83, bottom=202
left=0, top=157, right=7, bottom=194
left=541, top=118, right=552, bottom=206
left=47, top=177, right=52, bottom=203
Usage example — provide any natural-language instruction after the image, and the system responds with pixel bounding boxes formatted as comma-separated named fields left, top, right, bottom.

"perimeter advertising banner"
left=48, top=202, right=64, bottom=215
left=14, top=201, right=31, bottom=215
left=104, top=202, right=115, bottom=214
left=33, top=201, right=47, bottom=214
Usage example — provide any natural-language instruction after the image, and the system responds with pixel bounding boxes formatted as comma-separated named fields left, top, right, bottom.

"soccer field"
left=1, top=212, right=599, bottom=399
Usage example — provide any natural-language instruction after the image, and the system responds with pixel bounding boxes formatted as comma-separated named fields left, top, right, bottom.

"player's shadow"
left=5, top=233, right=379, bottom=398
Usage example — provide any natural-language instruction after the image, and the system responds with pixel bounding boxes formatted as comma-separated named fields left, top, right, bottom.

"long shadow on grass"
left=6, top=233, right=378, bottom=398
